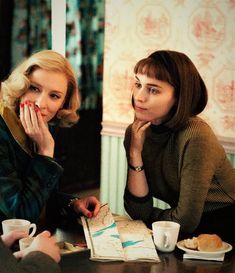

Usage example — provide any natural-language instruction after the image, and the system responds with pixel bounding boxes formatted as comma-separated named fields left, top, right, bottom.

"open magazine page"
left=115, top=217, right=160, bottom=262
left=81, top=204, right=125, bottom=261
left=81, top=204, right=160, bottom=262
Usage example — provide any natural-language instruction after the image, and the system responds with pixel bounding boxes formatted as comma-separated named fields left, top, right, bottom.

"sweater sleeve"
left=20, top=252, right=61, bottom=273
left=45, top=192, right=81, bottom=230
left=0, top=132, right=63, bottom=222
left=0, top=238, right=61, bottom=273
left=123, top=124, right=154, bottom=224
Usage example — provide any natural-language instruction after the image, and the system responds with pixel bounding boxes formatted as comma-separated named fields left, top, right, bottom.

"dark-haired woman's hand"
left=130, top=119, right=151, bottom=163
left=127, top=119, right=151, bottom=197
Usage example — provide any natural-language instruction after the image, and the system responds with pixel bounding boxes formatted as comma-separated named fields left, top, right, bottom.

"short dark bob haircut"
left=134, top=50, right=208, bottom=130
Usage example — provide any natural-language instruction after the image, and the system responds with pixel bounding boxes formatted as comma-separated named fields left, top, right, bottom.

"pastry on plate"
left=183, top=234, right=223, bottom=252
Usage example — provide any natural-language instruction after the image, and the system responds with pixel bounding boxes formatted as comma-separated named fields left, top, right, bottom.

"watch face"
left=128, top=164, right=144, bottom=172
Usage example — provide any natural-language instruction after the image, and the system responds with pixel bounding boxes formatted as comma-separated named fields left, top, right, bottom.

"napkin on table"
left=183, top=253, right=225, bottom=261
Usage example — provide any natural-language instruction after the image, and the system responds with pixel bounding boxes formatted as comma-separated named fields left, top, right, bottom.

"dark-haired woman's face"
left=133, top=73, right=176, bottom=125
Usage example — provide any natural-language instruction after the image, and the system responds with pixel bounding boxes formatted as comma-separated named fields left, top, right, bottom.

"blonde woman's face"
left=20, top=68, right=68, bottom=123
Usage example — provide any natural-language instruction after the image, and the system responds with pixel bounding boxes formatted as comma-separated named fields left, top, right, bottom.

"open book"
left=81, top=204, right=160, bottom=262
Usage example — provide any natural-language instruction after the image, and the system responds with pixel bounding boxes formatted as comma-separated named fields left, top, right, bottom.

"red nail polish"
left=87, top=212, right=92, bottom=218
left=35, top=105, right=40, bottom=112
left=20, top=103, right=24, bottom=108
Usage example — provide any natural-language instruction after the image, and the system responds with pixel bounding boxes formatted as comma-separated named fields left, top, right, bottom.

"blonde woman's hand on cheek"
left=20, top=101, right=55, bottom=157
left=14, top=231, right=61, bottom=263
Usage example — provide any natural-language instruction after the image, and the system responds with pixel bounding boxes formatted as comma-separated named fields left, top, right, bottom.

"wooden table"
left=55, top=225, right=235, bottom=273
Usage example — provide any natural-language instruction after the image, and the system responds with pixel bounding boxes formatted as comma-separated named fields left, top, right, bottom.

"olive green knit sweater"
left=124, top=117, right=235, bottom=233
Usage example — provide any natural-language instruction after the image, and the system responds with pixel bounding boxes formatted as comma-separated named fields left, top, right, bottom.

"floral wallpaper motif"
left=103, top=0, right=235, bottom=148
left=65, top=0, right=82, bottom=82
left=65, top=0, right=104, bottom=110
left=11, top=0, right=51, bottom=68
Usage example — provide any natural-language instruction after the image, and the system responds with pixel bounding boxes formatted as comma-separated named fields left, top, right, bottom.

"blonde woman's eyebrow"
left=30, top=81, right=65, bottom=94
left=51, top=90, right=65, bottom=94
left=29, top=81, right=41, bottom=88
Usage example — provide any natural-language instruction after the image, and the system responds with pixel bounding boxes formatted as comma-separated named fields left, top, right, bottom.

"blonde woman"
left=0, top=50, right=100, bottom=226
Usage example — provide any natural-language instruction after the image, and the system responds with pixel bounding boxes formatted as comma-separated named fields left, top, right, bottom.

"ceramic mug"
left=19, top=236, right=35, bottom=250
left=2, top=219, right=37, bottom=237
left=152, top=221, right=180, bottom=252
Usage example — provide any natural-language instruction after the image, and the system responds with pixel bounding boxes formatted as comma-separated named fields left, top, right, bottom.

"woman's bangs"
left=134, top=59, right=156, bottom=77
left=134, top=58, right=170, bottom=82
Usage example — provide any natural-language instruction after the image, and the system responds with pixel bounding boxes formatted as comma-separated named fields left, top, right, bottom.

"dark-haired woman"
left=124, top=50, right=235, bottom=243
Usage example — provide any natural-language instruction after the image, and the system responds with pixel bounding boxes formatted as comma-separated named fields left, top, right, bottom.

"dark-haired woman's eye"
left=149, top=87, right=159, bottom=94
left=134, top=82, right=141, bottom=89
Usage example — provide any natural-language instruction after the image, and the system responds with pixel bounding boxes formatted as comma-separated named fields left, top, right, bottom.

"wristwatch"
left=128, top=163, right=144, bottom=172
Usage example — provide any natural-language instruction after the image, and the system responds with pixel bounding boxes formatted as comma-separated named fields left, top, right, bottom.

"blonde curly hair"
left=0, top=50, right=80, bottom=127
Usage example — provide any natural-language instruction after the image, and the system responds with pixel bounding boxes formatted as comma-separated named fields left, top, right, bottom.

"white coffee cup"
left=19, top=236, right=35, bottom=250
left=2, top=219, right=37, bottom=237
left=152, top=221, right=180, bottom=252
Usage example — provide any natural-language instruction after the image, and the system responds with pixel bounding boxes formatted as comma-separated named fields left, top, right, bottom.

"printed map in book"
left=81, top=204, right=160, bottom=262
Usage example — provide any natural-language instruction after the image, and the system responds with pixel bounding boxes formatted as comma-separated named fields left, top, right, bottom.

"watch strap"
left=128, top=163, right=144, bottom=172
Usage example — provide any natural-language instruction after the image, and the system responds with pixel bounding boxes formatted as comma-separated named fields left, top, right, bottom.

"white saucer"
left=60, top=247, right=89, bottom=256
left=57, top=241, right=88, bottom=256
left=177, top=240, right=232, bottom=257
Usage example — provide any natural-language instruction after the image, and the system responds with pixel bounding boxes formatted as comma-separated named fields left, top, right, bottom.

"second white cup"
left=19, top=236, right=35, bottom=250
left=152, top=221, right=180, bottom=252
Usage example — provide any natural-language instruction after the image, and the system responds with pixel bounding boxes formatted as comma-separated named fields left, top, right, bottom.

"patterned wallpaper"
left=102, top=0, right=235, bottom=149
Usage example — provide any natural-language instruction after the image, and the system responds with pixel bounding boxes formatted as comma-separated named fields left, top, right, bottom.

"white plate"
left=57, top=241, right=89, bottom=256
left=60, top=247, right=89, bottom=256
left=177, top=240, right=232, bottom=257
